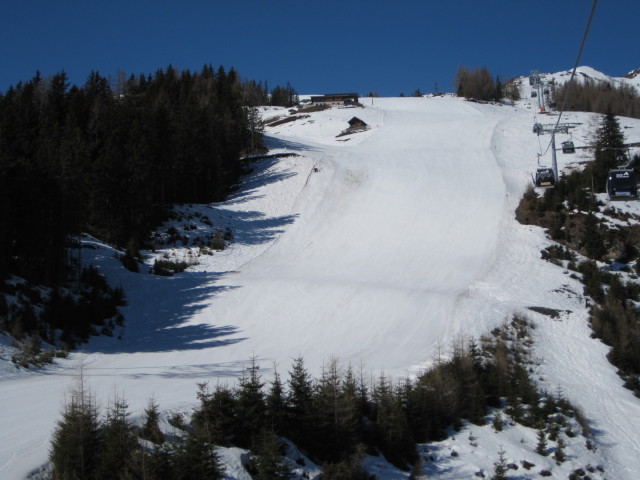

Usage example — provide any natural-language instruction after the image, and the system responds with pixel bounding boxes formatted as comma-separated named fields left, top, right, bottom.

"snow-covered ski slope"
left=3, top=92, right=640, bottom=479
left=203, top=98, right=507, bottom=374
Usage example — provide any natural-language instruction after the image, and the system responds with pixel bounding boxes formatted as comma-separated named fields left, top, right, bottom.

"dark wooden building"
left=337, top=117, right=369, bottom=137
left=310, top=93, right=359, bottom=105
left=347, top=117, right=367, bottom=130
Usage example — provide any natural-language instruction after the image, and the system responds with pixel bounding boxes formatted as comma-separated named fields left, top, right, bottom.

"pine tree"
left=492, top=446, right=509, bottom=480
left=341, top=365, right=366, bottom=443
left=249, top=429, right=294, bottom=480
left=553, top=438, right=566, bottom=464
left=319, top=445, right=371, bottom=480
left=141, top=442, right=175, bottom=480
left=174, top=429, right=225, bottom=480
left=591, top=109, right=627, bottom=190
left=287, top=356, right=314, bottom=447
left=140, top=397, right=165, bottom=444
left=246, top=106, right=265, bottom=152
left=236, top=356, right=266, bottom=448
left=495, top=76, right=503, bottom=102
left=191, top=382, right=237, bottom=446
left=96, top=395, right=139, bottom=480
left=582, top=210, right=606, bottom=259
left=314, top=358, right=360, bottom=461
left=266, top=368, right=287, bottom=434
left=535, top=429, right=548, bottom=456
left=50, top=374, right=101, bottom=479
left=372, top=375, right=414, bottom=468
left=492, top=412, right=504, bottom=431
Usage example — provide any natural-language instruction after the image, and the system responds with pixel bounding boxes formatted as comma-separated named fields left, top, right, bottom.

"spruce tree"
left=591, top=108, right=627, bottom=190
left=96, top=395, right=139, bottom=480
left=554, top=438, right=566, bottom=464
left=191, top=382, right=237, bottom=446
left=314, top=358, right=360, bottom=461
left=266, top=368, right=287, bottom=434
left=535, top=429, right=548, bottom=456
left=140, top=397, right=165, bottom=444
left=236, top=356, right=266, bottom=448
left=249, top=429, right=294, bottom=480
left=372, top=375, right=414, bottom=468
left=287, top=356, right=314, bottom=447
left=174, top=428, right=225, bottom=480
left=583, top=210, right=606, bottom=260
left=50, top=375, right=101, bottom=480
left=492, top=446, right=509, bottom=480
left=341, top=365, right=366, bottom=444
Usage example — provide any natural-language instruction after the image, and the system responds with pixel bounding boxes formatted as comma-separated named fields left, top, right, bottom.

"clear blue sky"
left=0, top=0, right=636, bottom=97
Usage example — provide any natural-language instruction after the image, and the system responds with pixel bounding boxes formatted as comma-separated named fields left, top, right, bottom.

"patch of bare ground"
left=263, top=114, right=310, bottom=127
left=527, top=306, right=571, bottom=319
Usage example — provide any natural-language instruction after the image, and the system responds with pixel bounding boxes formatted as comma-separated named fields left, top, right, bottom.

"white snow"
left=2, top=70, right=640, bottom=479
left=529, top=65, right=640, bottom=93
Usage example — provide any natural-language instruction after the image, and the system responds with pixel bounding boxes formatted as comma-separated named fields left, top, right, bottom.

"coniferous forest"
left=49, top=322, right=591, bottom=480
left=0, top=66, right=294, bottom=347
left=551, top=77, right=640, bottom=118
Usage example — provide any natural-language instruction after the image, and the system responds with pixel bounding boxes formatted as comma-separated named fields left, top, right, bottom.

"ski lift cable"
left=539, top=0, right=598, bottom=157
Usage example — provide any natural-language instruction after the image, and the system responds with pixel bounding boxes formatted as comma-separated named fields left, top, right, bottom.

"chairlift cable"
left=539, top=0, right=598, bottom=157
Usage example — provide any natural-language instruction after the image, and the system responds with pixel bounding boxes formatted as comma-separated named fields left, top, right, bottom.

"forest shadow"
left=227, top=154, right=299, bottom=205
left=78, top=141, right=307, bottom=358
left=202, top=208, right=298, bottom=246
left=83, top=269, right=246, bottom=355
left=263, top=135, right=320, bottom=153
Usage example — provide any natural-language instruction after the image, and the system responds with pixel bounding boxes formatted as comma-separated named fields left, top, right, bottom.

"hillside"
left=2, top=74, right=640, bottom=478
left=518, top=65, right=640, bottom=94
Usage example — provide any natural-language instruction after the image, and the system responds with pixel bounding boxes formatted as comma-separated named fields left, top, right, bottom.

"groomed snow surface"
left=2, top=87, right=640, bottom=479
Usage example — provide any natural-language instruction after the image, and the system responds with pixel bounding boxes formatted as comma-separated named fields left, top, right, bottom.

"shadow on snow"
left=72, top=144, right=306, bottom=364
left=226, top=146, right=306, bottom=206
left=263, top=135, right=319, bottom=153
left=83, top=269, right=246, bottom=355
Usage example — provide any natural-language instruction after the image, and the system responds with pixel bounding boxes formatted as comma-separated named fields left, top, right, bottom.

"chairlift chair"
left=561, top=140, right=575, bottom=154
left=531, top=91, right=537, bottom=98
left=534, top=168, right=555, bottom=188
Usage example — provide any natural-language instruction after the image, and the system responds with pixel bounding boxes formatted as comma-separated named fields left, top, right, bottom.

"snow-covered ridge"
left=524, top=65, right=640, bottom=92
left=624, top=67, right=640, bottom=80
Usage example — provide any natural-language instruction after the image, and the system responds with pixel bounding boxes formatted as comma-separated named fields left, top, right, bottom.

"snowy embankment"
left=2, top=95, right=640, bottom=479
